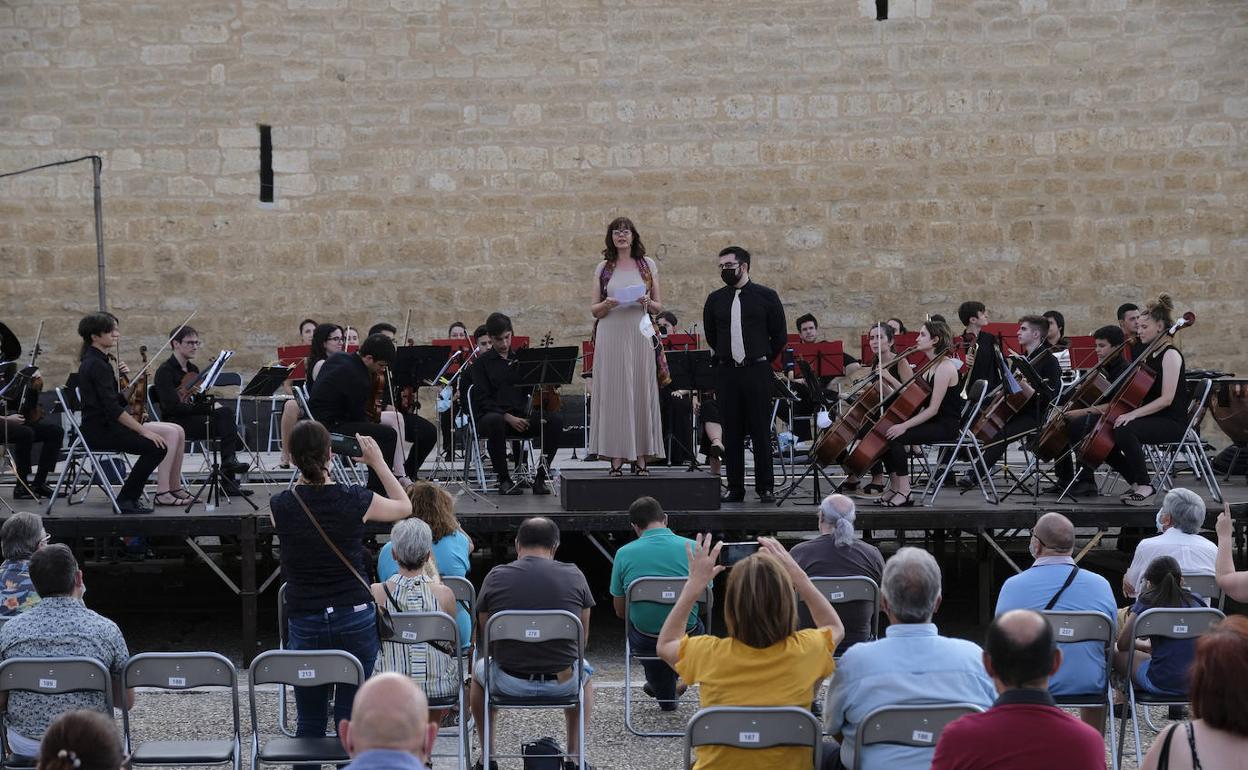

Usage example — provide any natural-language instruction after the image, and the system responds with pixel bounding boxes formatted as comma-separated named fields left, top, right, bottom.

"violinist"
left=344, top=325, right=360, bottom=347
left=153, top=325, right=251, bottom=496
left=886, top=318, right=907, bottom=335
left=1052, top=324, right=1127, bottom=495
left=440, top=324, right=489, bottom=460
left=470, top=312, right=561, bottom=495
left=875, top=318, right=961, bottom=507
left=75, top=312, right=186, bottom=514
left=279, top=323, right=343, bottom=468
left=368, top=322, right=437, bottom=484
left=2, top=368, right=64, bottom=501
left=840, top=322, right=914, bottom=496
left=784, top=314, right=861, bottom=442
left=307, top=332, right=399, bottom=494
left=957, top=315, right=1061, bottom=490
left=448, top=321, right=469, bottom=339
left=957, top=301, right=1000, bottom=392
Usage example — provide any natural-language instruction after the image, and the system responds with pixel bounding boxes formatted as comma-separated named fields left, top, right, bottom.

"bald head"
left=984, top=609, right=1059, bottom=691
left=1032, top=512, right=1074, bottom=555
left=339, top=673, right=431, bottom=756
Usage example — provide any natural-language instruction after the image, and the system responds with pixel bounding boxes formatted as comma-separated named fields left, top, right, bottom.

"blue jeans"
left=286, top=604, right=379, bottom=736
left=629, top=620, right=704, bottom=702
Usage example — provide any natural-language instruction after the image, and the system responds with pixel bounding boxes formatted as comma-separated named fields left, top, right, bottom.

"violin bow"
left=122, top=310, right=197, bottom=392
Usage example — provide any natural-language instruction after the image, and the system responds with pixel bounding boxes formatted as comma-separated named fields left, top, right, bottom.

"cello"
left=1032, top=335, right=1131, bottom=461
left=812, top=343, right=918, bottom=468
left=969, top=344, right=1048, bottom=446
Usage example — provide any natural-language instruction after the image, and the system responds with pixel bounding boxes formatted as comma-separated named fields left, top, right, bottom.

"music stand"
left=777, top=358, right=841, bottom=507
left=393, top=345, right=452, bottom=388
left=513, top=346, right=578, bottom=480
left=184, top=351, right=258, bottom=513
left=240, top=365, right=293, bottom=397
left=665, top=350, right=714, bottom=471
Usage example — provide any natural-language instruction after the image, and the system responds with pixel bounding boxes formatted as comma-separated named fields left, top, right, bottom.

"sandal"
left=169, top=488, right=195, bottom=504
left=635, top=467, right=650, bottom=477
left=153, top=491, right=183, bottom=507
left=879, top=491, right=914, bottom=507
left=1121, top=491, right=1155, bottom=507
left=608, top=467, right=623, bottom=478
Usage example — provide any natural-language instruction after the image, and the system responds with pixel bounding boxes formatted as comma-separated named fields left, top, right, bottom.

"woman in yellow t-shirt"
left=658, top=534, right=845, bottom=770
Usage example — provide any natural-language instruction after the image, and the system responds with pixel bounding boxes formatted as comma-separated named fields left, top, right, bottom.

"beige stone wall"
left=2, top=0, right=1245, bottom=397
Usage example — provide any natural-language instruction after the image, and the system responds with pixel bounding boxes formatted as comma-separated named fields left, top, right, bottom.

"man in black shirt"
left=153, top=325, right=251, bottom=495
left=957, top=300, right=1002, bottom=394
left=308, top=333, right=398, bottom=494
left=702, top=246, right=786, bottom=502
left=367, top=322, right=438, bottom=479
left=470, top=313, right=562, bottom=495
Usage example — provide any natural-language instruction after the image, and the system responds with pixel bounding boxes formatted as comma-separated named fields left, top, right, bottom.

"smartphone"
left=720, top=541, right=761, bottom=567
left=329, top=432, right=363, bottom=458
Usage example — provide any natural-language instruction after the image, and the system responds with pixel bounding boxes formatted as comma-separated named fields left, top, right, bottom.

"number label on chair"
left=1173, top=624, right=1188, bottom=634
left=167, top=676, right=187, bottom=687
left=829, top=591, right=845, bottom=600
left=661, top=590, right=676, bottom=599
left=738, top=731, right=760, bottom=744
left=38, top=678, right=56, bottom=689
left=912, top=730, right=933, bottom=743
left=401, top=631, right=419, bottom=641
left=525, top=629, right=541, bottom=639
left=298, top=669, right=316, bottom=680
left=1058, top=627, right=1075, bottom=637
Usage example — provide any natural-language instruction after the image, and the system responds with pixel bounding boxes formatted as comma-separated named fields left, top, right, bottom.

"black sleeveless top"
left=1144, top=346, right=1189, bottom=423
left=924, top=357, right=963, bottom=423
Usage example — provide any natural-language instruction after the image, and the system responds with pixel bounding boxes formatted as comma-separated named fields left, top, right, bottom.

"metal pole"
left=92, top=156, right=106, bottom=310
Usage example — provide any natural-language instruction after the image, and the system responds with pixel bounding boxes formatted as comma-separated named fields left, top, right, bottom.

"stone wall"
left=2, top=0, right=1245, bottom=394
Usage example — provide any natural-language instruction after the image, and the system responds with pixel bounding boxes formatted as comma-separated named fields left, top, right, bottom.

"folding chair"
left=46, top=386, right=131, bottom=515
left=248, top=649, right=364, bottom=770
left=0, top=657, right=114, bottom=770
left=1042, top=611, right=1119, bottom=770
left=851, top=702, right=984, bottom=770
left=274, top=584, right=297, bottom=738
left=122, top=652, right=240, bottom=770
left=803, top=576, right=881, bottom=655
left=623, top=577, right=714, bottom=737
left=463, top=384, right=533, bottom=491
left=1145, top=379, right=1223, bottom=502
left=920, top=380, right=998, bottom=506
left=1180, top=573, right=1224, bottom=610
left=287, top=387, right=362, bottom=487
left=388, top=611, right=470, bottom=769
left=683, top=706, right=821, bottom=770
left=443, top=575, right=477, bottom=649
left=1117, top=607, right=1224, bottom=768
left=481, top=609, right=589, bottom=770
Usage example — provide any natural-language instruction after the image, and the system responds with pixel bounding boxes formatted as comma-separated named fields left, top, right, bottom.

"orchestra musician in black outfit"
left=367, top=322, right=438, bottom=482
left=2, top=362, right=63, bottom=500
left=1052, top=324, right=1128, bottom=495
left=957, top=300, right=1001, bottom=393
left=702, top=246, right=787, bottom=503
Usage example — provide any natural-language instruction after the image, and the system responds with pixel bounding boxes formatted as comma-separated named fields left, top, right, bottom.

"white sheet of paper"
left=611, top=283, right=646, bottom=305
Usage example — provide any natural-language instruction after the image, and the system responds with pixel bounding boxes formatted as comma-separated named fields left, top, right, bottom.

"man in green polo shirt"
left=610, top=496, right=704, bottom=711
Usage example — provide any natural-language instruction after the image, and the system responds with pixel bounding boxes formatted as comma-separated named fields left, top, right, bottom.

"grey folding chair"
left=122, top=652, right=240, bottom=770
left=1145, top=378, right=1223, bottom=502
left=1118, top=607, right=1225, bottom=768
left=851, top=702, right=984, bottom=770
left=1181, top=573, right=1224, bottom=610
left=481, top=609, right=588, bottom=770
left=1043, top=611, right=1118, bottom=770
left=683, top=706, right=821, bottom=769
left=388, top=611, right=469, bottom=769
left=804, top=576, right=881, bottom=652
left=920, top=380, right=998, bottom=506
left=463, top=384, right=536, bottom=490
left=0, top=657, right=114, bottom=770
left=46, top=385, right=130, bottom=515
left=443, top=575, right=477, bottom=649
left=623, top=576, right=715, bottom=737
left=248, top=649, right=365, bottom=770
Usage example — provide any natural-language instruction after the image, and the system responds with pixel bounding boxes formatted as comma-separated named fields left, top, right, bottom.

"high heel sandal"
left=879, top=491, right=914, bottom=507
left=633, top=464, right=650, bottom=477
left=153, top=491, right=182, bottom=507
left=609, top=461, right=624, bottom=477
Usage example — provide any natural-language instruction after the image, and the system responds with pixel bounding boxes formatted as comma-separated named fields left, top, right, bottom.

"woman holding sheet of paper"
left=587, top=217, right=667, bottom=474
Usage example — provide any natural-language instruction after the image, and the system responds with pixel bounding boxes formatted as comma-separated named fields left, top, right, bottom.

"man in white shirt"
left=1123, top=488, right=1217, bottom=598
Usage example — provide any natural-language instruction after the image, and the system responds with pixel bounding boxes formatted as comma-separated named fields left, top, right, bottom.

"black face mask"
left=720, top=266, right=739, bottom=286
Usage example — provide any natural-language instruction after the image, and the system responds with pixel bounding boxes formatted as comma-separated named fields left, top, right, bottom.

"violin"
left=367, top=368, right=385, bottom=423
left=175, top=370, right=203, bottom=404
left=812, top=344, right=918, bottom=468
left=842, top=351, right=953, bottom=477
left=1032, top=337, right=1130, bottom=461
left=118, top=345, right=150, bottom=424
left=1074, top=313, right=1194, bottom=469
left=529, top=331, right=562, bottom=415
left=396, top=310, right=419, bottom=414
left=15, top=321, right=45, bottom=424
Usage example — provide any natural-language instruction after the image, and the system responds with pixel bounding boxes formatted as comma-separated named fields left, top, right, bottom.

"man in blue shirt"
left=609, top=496, right=702, bottom=711
left=995, top=512, right=1117, bottom=732
left=824, top=547, right=996, bottom=770
left=339, top=673, right=438, bottom=770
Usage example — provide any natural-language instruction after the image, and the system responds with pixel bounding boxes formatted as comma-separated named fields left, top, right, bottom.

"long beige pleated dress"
left=588, top=258, right=666, bottom=462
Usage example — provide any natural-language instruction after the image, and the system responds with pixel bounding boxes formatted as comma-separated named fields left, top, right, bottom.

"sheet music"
left=199, top=350, right=234, bottom=390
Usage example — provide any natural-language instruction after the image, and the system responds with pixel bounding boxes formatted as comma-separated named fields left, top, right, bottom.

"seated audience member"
left=372, top=518, right=460, bottom=711
left=1214, top=501, right=1248, bottom=602
left=1114, top=555, right=1203, bottom=697
left=995, top=512, right=1117, bottom=731
left=0, top=512, right=49, bottom=615
left=339, top=673, right=440, bottom=770
left=469, top=517, right=595, bottom=770
left=790, top=494, right=884, bottom=655
left=36, top=710, right=125, bottom=770
left=1122, top=488, right=1216, bottom=600
left=1140, top=615, right=1248, bottom=770
left=609, top=496, right=701, bottom=711
left=657, top=535, right=844, bottom=770
left=378, top=481, right=475, bottom=650
left=0, top=545, right=132, bottom=757
left=825, top=547, right=996, bottom=770
left=931, top=610, right=1106, bottom=770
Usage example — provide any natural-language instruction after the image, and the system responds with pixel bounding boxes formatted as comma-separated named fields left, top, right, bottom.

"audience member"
left=825, top=547, right=996, bottom=770
left=0, top=545, right=132, bottom=757
left=469, top=517, right=595, bottom=770
left=1214, top=501, right=1248, bottom=602
left=378, top=481, right=475, bottom=649
left=269, top=421, right=411, bottom=739
left=995, top=512, right=1117, bottom=730
left=339, top=673, right=439, bottom=770
left=609, top=496, right=701, bottom=711
left=1140, top=615, right=1248, bottom=770
left=1122, top=488, right=1216, bottom=599
left=931, top=610, right=1106, bottom=770
left=36, top=710, right=125, bottom=770
left=372, top=519, right=459, bottom=714
left=1114, top=555, right=1203, bottom=696
left=657, top=535, right=844, bottom=769
left=0, top=512, right=49, bottom=615
left=791, top=494, right=885, bottom=654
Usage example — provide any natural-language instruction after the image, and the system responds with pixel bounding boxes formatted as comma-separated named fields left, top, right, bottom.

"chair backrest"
left=853, top=703, right=983, bottom=768
left=146, top=384, right=162, bottom=421
left=961, top=379, right=990, bottom=423
left=1185, top=378, right=1213, bottom=429
left=215, top=372, right=243, bottom=388
left=56, top=386, right=82, bottom=415
left=277, top=583, right=289, bottom=647
left=684, top=706, right=821, bottom=770
left=803, top=576, right=881, bottom=641
left=248, top=649, right=365, bottom=688
left=0, top=656, right=113, bottom=702
left=391, top=610, right=461, bottom=650
left=482, top=609, right=583, bottom=650
left=1042, top=610, right=1114, bottom=646
left=121, top=652, right=239, bottom=749
left=625, top=576, right=715, bottom=634
left=444, top=575, right=476, bottom=608
left=1133, top=606, right=1224, bottom=642
left=1181, top=573, right=1222, bottom=606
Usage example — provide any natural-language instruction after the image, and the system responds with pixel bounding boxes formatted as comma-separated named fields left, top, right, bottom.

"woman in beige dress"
left=588, top=217, right=666, bottom=474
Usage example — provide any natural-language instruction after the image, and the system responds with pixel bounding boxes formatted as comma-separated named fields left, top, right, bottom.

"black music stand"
left=394, top=345, right=453, bottom=389
left=240, top=365, right=292, bottom=398
left=995, top=355, right=1060, bottom=502
left=185, top=352, right=258, bottom=513
left=666, top=350, right=715, bottom=471
left=513, top=346, right=578, bottom=480
left=776, top=358, right=840, bottom=507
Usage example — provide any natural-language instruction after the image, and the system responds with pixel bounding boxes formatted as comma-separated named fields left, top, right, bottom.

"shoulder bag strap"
left=290, top=488, right=398, bottom=610
left=1044, top=565, right=1080, bottom=611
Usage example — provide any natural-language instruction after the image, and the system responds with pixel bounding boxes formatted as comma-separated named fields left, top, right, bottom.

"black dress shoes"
left=531, top=477, right=552, bottom=495
left=498, top=479, right=525, bottom=495
left=721, top=489, right=746, bottom=503
left=223, top=459, right=251, bottom=475
left=117, top=497, right=154, bottom=515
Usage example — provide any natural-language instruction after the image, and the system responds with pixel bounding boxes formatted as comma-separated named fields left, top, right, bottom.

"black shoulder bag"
left=1044, top=565, right=1080, bottom=611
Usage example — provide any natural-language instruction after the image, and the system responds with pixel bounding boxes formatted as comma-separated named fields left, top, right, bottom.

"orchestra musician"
left=440, top=324, right=489, bottom=460
left=655, top=311, right=693, bottom=466
left=957, top=301, right=1001, bottom=392
left=299, top=318, right=317, bottom=346
left=886, top=317, right=907, bottom=335
left=1117, top=302, right=1144, bottom=362
left=153, top=325, right=253, bottom=497
left=703, top=246, right=786, bottom=503
left=75, top=312, right=187, bottom=514
left=307, top=332, right=400, bottom=494
left=840, top=322, right=914, bottom=496
left=2, top=364, right=64, bottom=501
left=367, top=322, right=438, bottom=483
left=1043, top=309, right=1072, bottom=371
left=344, top=325, right=360, bottom=347
left=448, top=321, right=469, bottom=339
left=1051, top=324, right=1127, bottom=495
left=956, top=315, right=1062, bottom=490
left=875, top=318, right=961, bottom=507
left=783, top=314, right=864, bottom=441
left=279, top=323, right=343, bottom=468
left=469, top=312, right=562, bottom=495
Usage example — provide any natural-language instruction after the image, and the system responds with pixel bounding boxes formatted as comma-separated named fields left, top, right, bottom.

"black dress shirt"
left=470, top=349, right=527, bottom=417
left=308, top=352, right=371, bottom=425
left=702, top=280, right=787, bottom=365
left=154, top=356, right=210, bottom=418
left=77, top=346, right=126, bottom=431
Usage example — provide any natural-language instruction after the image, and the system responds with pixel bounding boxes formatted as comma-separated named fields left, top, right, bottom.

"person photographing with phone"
left=658, top=534, right=843, bottom=769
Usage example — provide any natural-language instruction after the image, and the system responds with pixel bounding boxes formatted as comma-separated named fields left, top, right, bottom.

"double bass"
left=842, top=350, right=954, bottom=477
